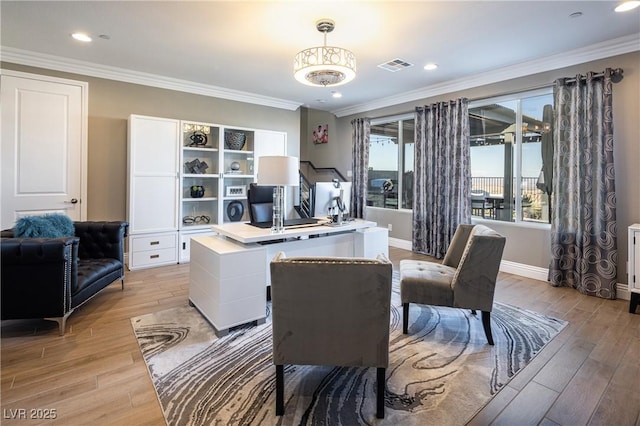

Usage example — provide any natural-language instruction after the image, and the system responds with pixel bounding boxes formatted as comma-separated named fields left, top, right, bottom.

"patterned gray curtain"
left=549, top=69, right=617, bottom=299
left=350, top=117, right=370, bottom=219
left=413, top=99, right=471, bottom=258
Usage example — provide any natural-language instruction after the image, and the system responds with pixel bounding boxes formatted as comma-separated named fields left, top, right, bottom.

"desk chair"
left=247, top=183, right=274, bottom=223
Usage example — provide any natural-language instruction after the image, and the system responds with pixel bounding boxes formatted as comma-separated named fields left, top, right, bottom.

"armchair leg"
left=481, top=311, right=494, bottom=345
left=275, top=365, right=284, bottom=416
left=402, top=303, right=409, bottom=334
left=121, top=277, right=125, bottom=290
left=376, top=367, right=385, bottom=419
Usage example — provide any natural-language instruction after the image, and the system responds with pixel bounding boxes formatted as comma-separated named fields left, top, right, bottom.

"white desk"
left=210, top=219, right=377, bottom=243
left=189, top=219, right=388, bottom=336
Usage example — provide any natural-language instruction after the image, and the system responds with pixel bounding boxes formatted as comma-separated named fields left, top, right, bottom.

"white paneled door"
left=1, top=71, right=88, bottom=229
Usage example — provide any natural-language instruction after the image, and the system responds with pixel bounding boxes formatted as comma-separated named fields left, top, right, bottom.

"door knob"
left=65, top=198, right=79, bottom=204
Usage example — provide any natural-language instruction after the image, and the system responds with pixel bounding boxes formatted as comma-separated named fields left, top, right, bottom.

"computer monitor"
left=313, top=181, right=352, bottom=218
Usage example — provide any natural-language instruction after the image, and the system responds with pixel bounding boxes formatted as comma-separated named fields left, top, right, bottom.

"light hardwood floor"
left=1, top=247, right=639, bottom=425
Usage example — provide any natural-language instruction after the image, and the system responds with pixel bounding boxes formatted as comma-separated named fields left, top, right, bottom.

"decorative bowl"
left=224, top=132, right=246, bottom=150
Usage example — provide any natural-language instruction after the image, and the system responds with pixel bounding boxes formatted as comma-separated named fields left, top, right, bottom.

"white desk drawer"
left=128, top=233, right=178, bottom=269
left=131, top=234, right=177, bottom=251
left=131, top=247, right=178, bottom=268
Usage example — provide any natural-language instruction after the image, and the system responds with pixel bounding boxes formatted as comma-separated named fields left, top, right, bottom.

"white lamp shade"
left=257, top=156, right=299, bottom=186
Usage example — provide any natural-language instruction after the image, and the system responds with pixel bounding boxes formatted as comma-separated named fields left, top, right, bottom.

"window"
left=469, top=89, right=553, bottom=224
left=368, top=115, right=414, bottom=210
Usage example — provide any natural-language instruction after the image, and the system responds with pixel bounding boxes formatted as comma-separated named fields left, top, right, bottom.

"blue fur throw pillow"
left=14, top=214, right=75, bottom=238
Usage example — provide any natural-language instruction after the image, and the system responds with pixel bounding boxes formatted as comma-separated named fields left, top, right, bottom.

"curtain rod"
left=469, top=68, right=624, bottom=103
left=373, top=68, right=624, bottom=120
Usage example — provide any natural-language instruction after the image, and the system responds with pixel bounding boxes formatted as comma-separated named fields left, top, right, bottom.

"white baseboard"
left=389, top=239, right=630, bottom=301
left=388, top=237, right=412, bottom=251
left=616, top=283, right=630, bottom=301
left=499, top=260, right=549, bottom=282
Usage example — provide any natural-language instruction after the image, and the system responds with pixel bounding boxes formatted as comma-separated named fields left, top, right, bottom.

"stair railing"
left=296, top=161, right=348, bottom=218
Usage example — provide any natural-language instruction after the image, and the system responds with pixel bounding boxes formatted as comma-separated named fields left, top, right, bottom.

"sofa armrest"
left=74, top=221, right=128, bottom=262
left=1, top=237, right=77, bottom=320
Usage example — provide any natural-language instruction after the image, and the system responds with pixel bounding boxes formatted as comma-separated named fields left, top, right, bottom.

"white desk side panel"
left=264, top=233, right=355, bottom=285
left=189, top=236, right=266, bottom=331
left=355, top=227, right=389, bottom=258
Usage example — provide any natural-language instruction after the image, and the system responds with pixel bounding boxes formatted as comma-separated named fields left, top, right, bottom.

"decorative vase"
left=190, top=185, right=205, bottom=198
left=224, top=132, right=246, bottom=150
left=226, top=201, right=244, bottom=222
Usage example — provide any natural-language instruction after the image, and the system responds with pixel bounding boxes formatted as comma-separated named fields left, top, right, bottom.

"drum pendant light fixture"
left=294, top=19, right=356, bottom=87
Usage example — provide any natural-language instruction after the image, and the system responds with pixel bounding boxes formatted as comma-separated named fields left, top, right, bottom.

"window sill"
left=471, top=217, right=551, bottom=231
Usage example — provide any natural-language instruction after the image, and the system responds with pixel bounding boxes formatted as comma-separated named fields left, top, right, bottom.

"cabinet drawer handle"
left=150, top=241, right=160, bottom=245
left=150, top=254, right=160, bottom=259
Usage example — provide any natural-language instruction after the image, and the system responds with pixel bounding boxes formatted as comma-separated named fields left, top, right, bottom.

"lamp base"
left=271, top=186, right=285, bottom=233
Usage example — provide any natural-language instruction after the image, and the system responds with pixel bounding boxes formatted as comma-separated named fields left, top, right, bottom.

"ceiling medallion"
left=294, top=19, right=356, bottom=87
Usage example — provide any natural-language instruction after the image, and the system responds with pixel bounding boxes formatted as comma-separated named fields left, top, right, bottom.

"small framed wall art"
left=313, top=124, right=328, bottom=144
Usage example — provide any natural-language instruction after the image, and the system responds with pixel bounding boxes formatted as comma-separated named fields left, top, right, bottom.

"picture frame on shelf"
left=226, top=185, right=247, bottom=197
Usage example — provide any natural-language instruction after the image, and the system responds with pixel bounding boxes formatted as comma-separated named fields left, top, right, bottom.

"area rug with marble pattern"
left=131, top=275, right=566, bottom=425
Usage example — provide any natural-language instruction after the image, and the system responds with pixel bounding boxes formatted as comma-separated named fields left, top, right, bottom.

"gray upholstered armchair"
left=269, top=251, right=393, bottom=419
left=400, top=224, right=505, bottom=345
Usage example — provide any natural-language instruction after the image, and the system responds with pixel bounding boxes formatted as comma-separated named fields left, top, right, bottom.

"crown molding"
left=331, top=33, right=640, bottom=118
left=0, top=47, right=303, bottom=112
left=2, top=33, right=638, bottom=117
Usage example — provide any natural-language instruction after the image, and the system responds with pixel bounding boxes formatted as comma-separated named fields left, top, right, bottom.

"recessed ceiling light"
left=71, top=32, right=92, bottom=42
left=331, top=91, right=342, bottom=98
left=615, top=1, right=640, bottom=12
left=424, top=63, right=438, bottom=71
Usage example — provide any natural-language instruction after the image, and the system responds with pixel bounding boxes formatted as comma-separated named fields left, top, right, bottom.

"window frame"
left=369, top=113, right=414, bottom=212
left=365, top=88, right=553, bottom=230
left=469, top=87, right=553, bottom=228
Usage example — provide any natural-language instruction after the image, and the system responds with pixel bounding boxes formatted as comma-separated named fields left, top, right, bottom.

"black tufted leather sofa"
left=1, top=221, right=128, bottom=335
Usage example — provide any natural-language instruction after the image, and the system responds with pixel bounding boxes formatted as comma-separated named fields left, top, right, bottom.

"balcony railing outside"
left=471, top=176, right=550, bottom=223
left=364, top=173, right=550, bottom=223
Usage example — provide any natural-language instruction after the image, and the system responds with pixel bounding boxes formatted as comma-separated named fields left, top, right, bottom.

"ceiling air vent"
left=378, top=58, right=414, bottom=72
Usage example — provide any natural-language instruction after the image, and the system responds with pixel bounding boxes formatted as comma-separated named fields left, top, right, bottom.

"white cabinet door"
left=1, top=71, right=87, bottom=229
left=128, top=115, right=180, bottom=234
left=253, top=130, right=287, bottom=176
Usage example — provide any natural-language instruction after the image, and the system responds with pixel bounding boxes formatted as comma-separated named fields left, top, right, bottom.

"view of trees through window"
left=366, top=89, right=552, bottom=225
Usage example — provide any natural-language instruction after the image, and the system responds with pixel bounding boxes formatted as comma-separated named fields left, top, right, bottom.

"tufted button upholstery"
left=75, top=221, right=127, bottom=260
left=1, top=220, right=128, bottom=335
left=400, top=260, right=456, bottom=307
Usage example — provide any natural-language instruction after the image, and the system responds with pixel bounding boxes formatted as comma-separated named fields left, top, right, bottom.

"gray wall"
left=2, top=62, right=301, bottom=222
left=326, top=52, right=639, bottom=282
left=5, top=51, right=638, bottom=283
left=299, top=107, right=343, bottom=174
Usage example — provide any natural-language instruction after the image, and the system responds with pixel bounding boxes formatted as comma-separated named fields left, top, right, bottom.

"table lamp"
left=257, top=156, right=299, bottom=233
